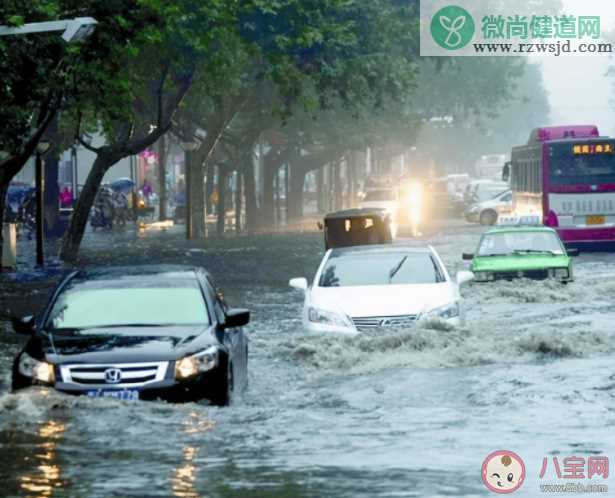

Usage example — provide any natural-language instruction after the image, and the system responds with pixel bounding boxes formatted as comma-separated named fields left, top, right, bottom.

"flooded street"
left=1, top=223, right=615, bottom=497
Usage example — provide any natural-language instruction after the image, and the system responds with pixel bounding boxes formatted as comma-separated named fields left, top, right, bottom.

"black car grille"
left=351, top=315, right=417, bottom=331
left=493, top=270, right=549, bottom=280
left=59, top=362, right=167, bottom=387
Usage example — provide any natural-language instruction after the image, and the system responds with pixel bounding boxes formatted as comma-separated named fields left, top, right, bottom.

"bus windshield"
left=549, top=142, right=615, bottom=186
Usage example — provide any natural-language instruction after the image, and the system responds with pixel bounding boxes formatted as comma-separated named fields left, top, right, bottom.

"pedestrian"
left=59, top=186, right=73, bottom=208
left=141, top=179, right=153, bottom=203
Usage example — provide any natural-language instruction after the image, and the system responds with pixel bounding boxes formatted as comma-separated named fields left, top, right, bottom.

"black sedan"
left=11, top=265, right=249, bottom=405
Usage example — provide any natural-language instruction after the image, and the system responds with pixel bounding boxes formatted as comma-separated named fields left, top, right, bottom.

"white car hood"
left=310, top=283, right=456, bottom=318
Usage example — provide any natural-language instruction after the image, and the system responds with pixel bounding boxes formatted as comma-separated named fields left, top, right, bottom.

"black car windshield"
left=478, top=231, right=564, bottom=256
left=319, top=251, right=445, bottom=287
left=47, top=277, right=210, bottom=330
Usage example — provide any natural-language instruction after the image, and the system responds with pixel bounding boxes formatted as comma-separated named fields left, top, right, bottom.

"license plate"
left=587, top=215, right=606, bottom=225
left=86, top=389, right=139, bottom=401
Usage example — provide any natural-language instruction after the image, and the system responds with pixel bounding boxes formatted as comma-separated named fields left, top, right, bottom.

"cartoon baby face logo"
left=482, top=450, right=526, bottom=494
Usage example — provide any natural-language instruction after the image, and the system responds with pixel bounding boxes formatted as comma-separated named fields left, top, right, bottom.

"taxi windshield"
left=478, top=231, right=564, bottom=256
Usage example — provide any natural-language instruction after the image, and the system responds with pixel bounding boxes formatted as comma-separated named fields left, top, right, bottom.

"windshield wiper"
left=513, top=250, right=560, bottom=256
left=388, top=256, right=408, bottom=282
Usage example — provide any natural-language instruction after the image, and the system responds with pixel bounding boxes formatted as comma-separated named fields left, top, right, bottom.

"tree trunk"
left=205, top=161, right=215, bottom=215
left=288, top=165, right=307, bottom=221
left=60, top=152, right=118, bottom=262
left=316, top=167, right=324, bottom=213
left=158, top=135, right=167, bottom=221
left=333, top=162, right=342, bottom=211
left=0, top=178, right=9, bottom=271
left=190, top=156, right=205, bottom=239
left=262, top=156, right=276, bottom=227
left=243, top=159, right=259, bottom=232
left=217, top=167, right=228, bottom=235
left=284, top=164, right=290, bottom=225
left=235, top=172, right=242, bottom=233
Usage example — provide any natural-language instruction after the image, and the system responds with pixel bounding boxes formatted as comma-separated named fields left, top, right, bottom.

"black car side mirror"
left=224, top=309, right=250, bottom=329
left=462, top=253, right=474, bottom=261
left=12, top=315, right=35, bottom=335
left=316, top=222, right=323, bottom=231
left=567, top=248, right=580, bottom=257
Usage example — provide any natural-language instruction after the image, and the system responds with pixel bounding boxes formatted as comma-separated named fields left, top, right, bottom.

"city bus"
left=510, top=125, right=615, bottom=248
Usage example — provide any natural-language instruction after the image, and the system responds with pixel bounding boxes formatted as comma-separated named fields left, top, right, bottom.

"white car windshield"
left=319, top=251, right=445, bottom=287
left=48, top=279, right=210, bottom=330
left=478, top=231, right=564, bottom=256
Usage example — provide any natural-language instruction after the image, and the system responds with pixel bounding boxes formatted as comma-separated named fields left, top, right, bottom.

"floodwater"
left=1, top=222, right=614, bottom=497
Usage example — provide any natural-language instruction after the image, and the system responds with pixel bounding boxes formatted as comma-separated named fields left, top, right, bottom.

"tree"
left=59, top=0, right=244, bottom=260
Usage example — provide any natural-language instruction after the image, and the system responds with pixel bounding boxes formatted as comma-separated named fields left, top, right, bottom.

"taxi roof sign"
left=497, top=215, right=542, bottom=227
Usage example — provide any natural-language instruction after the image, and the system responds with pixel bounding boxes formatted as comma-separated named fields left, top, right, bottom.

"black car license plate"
left=86, top=389, right=139, bottom=401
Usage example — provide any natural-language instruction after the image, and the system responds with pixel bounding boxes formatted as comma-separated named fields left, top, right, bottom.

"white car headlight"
left=469, top=206, right=480, bottom=214
left=422, top=302, right=460, bottom=321
left=308, top=307, right=353, bottom=329
left=18, top=353, right=55, bottom=384
left=175, top=346, right=219, bottom=380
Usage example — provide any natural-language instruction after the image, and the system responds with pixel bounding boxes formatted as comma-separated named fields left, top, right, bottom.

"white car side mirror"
left=456, top=271, right=474, bottom=286
left=289, top=278, right=308, bottom=292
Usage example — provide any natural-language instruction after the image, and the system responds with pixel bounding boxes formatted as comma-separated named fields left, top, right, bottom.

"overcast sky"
left=536, top=0, right=615, bottom=135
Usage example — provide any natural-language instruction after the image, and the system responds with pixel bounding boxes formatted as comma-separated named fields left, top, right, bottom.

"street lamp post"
left=180, top=140, right=201, bottom=240
left=35, top=140, right=51, bottom=266
left=0, top=17, right=98, bottom=43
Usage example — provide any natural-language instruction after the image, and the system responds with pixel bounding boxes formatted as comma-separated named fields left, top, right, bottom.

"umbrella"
left=110, top=178, right=135, bottom=193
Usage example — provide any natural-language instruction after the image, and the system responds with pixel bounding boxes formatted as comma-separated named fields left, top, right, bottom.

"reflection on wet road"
left=1, top=223, right=615, bottom=497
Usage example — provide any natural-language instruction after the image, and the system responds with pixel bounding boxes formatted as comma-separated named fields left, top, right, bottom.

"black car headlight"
left=175, top=346, right=219, bottom=380
left=18, top=353, right=55, bottom=384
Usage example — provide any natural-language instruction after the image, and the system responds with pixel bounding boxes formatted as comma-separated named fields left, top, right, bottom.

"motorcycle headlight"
left=175, top=346, right=219, bottom=380
left=308, top=307, right=354, bottom=329
left=423, top=302, right=460, bottom=321
left=18, top=353, right=55, bottom=384
left=473, top=271, right=494, bottom=282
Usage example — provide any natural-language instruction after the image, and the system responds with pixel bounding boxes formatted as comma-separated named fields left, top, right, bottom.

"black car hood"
left=43, top=325, right=219, bottom=364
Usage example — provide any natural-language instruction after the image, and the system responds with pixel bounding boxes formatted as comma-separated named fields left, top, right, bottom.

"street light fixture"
left=35, top=139, right=52, bottom=267
left=0, top=17, right=98, bottom=43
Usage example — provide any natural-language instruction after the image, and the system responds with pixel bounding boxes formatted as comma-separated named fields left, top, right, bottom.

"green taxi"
left=463, top=225, right=576, bottom=282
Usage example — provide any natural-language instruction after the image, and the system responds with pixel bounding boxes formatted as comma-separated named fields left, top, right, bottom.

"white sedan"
left=289, top=245, right=474, bottom=334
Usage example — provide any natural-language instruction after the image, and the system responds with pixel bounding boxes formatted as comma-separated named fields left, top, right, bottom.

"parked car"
left=11, top=265, right=250, bottom=405
left=289, top=245, right=474, bottom=333
left=464, top=180, right=509, bottom=208
left=463, top=225, right=577, bottom=283
left=465, top=190, right=513, bottom=225
left=359, top=188, right=398, bottom=215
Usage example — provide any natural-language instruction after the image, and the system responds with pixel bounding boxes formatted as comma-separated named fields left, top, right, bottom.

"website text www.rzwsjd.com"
left=473, top=40, right=613, bottom=56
